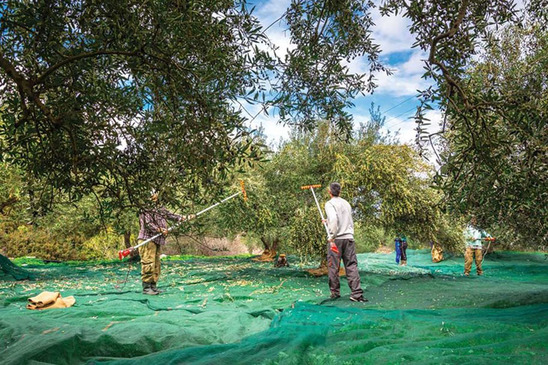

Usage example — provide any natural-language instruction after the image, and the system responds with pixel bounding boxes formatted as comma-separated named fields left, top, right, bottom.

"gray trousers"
left=328, top=238, right=363, bottom=299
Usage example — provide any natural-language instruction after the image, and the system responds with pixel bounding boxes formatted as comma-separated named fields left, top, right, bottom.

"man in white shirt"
left=325, top=182, right=367, bottom=302
left=464, top=216, right=491, bottom=276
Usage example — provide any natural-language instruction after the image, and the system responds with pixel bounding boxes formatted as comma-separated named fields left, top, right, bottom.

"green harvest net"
left=0, top=250, right=547, bottom=364
left=0, top=254, right=34, bottom=281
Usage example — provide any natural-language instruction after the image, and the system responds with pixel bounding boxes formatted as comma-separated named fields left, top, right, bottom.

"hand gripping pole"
left=481, top=237, right=496, bottom=265
left=119, top=181, right=248, bottom=260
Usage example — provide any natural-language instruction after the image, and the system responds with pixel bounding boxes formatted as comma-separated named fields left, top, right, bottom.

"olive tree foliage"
left=0, top=161, right=139, bottom=260
left=380, top=0, right=547, bottom=247
left=211, top=121, right=347, bottom=261
left=216, top=115, right=461, bottom=260
left=275, top=0, right=388, bottom=136
left=0, top=162, right=22, bottom=216
left=283, top=122, right=462, bottom=255
left=333, top=144, right=463, bottom=250
left=213, top=171, right=283, bottom=255
left=439, top=22, right=547, bottom=247
left=0, top=0, right=269, bottom=211
left=0, top=0, right=387, bottom=215
left=281, top=118, right=399, bottom=259
left=214, top=127, right=330, bottom=258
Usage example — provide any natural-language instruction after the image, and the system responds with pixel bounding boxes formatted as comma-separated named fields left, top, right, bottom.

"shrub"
left=81, top=227, right=125, bottom=260
left=354, top=223, right=389, bottom=253
left=1, top=224, right=83, bottom=260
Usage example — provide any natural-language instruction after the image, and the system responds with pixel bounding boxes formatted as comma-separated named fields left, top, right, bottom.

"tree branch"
left=427, top=0, right=470, bottom=108
left=0, top=196, right=19, bottom=215
left=35, top=49, right=140, bottom=84
left=0, top=50, right=28, bottom=89
left=0, top=50, right=60, bottom=125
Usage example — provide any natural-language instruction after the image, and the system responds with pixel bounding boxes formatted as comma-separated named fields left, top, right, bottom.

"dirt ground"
left=163, top=234, right=263, bottom=256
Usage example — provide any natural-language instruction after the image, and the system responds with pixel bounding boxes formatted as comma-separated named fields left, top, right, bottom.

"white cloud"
left=262, top=26, right=294, bottom=60
left=373, top=51, right=431, bottom=96
left=253, top=113, right=291, bottom=146
left=382, top=109, right=445, bottom=166
left=374, top=71, right=423, bottom=97
left=370, top=6, right=416, bottom=54
left=384, top=108, right=442, bottom=144
left=235, top=99, right=290, bottom=145
left=244, top=0, right=438, bottom=146
left=253, top=0, right=294, bottom=60
left=400, top=51, right=428, bottom=74
left=351, top=106, right=442, bottom=146
left=253, top=0, right=291, bottom=23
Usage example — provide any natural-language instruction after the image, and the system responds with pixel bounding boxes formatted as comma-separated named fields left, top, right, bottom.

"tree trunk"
left=124, top=230, right=139, bottom=260
left=28, top=188, right=38, bottom=221
left=253, top=237, right=277, bottom=262
left=271, top=238, right=279, bottom=255
left=124, top=231, right=131, bottom=248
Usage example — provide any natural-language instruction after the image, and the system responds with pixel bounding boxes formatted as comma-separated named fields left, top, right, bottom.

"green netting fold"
left=89, top=301, right=548, bottom=365
left=0, top=254, right=34, bottom=281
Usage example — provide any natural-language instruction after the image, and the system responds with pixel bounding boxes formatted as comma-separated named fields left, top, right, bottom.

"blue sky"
left=241, top=0, right=442, bottom=146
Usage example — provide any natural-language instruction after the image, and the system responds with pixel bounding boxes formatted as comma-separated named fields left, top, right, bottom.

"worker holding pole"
left=122, top=181, right=247, bottom=294
left=137, top=192, right=194, bottom=295
left=324, top=182, right=367, bottom=302
left=316, top=182, right=367, bottom=303
left=463, top=216, right=493, bottom=276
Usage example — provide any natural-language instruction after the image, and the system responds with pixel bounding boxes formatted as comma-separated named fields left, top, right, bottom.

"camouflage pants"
left=464, top=247, right=483, bottom=275
left=138, top=240, right=161, bottom=283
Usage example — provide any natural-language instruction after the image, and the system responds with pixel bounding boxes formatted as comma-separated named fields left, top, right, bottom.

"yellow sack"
left=27, top=291, right=76, bottom=310
left=431, top=244, right=444, bottom=263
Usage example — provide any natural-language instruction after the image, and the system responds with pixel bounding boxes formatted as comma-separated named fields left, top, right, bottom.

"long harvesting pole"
left=119, top=181, right=247, bottom=260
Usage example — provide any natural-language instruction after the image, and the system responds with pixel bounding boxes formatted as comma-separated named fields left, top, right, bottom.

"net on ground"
left=0, top=250, right=546, bottom=364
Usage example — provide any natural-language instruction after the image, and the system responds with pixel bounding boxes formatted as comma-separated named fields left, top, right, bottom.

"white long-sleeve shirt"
left=325, top=197, right=354, bottom=240
left=464, top=225, right=490, bottom=249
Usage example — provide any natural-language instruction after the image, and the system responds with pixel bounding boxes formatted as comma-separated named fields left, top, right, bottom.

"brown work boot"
left=142, top=282, right=158, bottom=295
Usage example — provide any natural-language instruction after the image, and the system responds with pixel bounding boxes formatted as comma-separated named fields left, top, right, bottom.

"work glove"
left=329, top=240, right=339, bottom=254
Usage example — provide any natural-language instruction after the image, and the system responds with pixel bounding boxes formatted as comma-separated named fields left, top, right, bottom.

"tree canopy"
left=0, top=0, right=387, bottom=211
left=1, top=0, right=545, bottom=255
left=381, top=0, right=546, bottom=246
left=437, top=22, right=547, bottom=246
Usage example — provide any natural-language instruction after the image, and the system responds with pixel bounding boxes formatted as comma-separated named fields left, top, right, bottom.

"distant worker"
left=274, top=254, right=289, bottom=268
left=400, top=235, right=408, bottom=266
left=138, top=192, right=192, bottom=295
left=324, top=182, right=367, bottom=303
left=463, top=216, right=491, bottom=276
left=395, top=237, right=402, bottom=264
